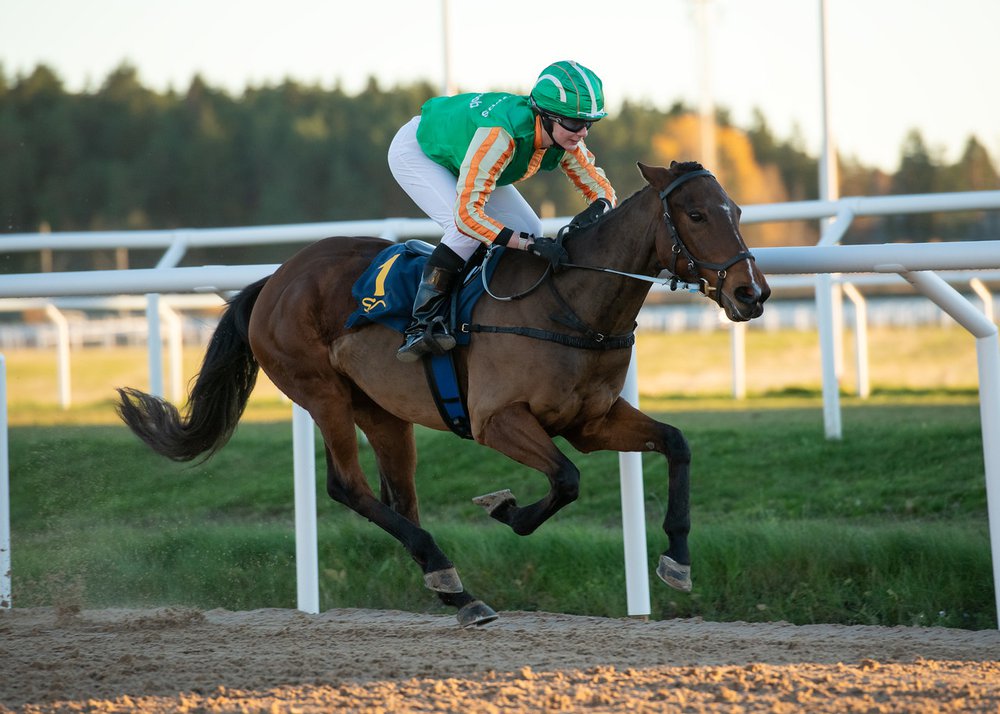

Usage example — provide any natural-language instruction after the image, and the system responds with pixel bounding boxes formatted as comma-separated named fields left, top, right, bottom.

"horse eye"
left=687, top=211, right=705, bottom=222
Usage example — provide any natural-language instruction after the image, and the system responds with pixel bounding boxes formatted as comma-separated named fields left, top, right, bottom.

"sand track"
left=2, top=607, right=998, bottom=712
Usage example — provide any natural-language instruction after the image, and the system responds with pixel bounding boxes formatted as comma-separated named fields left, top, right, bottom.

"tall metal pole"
left=441, top=0, right=454, bottom=95
left=694, top=0, right=717, bottom=170
left=818, top=0, right=838, bottom=204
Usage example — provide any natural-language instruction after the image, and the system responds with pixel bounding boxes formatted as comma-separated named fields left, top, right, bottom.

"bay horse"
left=116, top=161, right=770, bottom=627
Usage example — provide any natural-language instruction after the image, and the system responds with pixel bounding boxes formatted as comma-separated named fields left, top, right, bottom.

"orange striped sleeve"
left=454, top=127, right=515, bottom=244
left=562, top=143, right=617, bottom=206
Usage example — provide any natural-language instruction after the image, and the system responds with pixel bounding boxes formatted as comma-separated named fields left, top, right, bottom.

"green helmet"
left=530, top=60, right=607, bottom=121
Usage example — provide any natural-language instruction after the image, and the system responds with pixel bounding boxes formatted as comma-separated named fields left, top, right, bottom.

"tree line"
left=1, top=63, right=997, bottom=271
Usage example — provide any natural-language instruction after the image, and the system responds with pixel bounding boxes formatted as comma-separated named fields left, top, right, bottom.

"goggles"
left=548, top=114, right=595, bottom=133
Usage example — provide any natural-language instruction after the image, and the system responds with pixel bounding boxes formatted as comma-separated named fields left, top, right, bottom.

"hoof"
left=457, top=600, right=499, bottom=628
left=472, top=489, right=515, bottom=516
left=424, top=567, right=464, bottom=593
left=656, top=554, right=692, bottom=593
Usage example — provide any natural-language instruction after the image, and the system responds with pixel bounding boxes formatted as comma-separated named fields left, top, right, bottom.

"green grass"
left=7, top=401, right=994, bottom=629
left=2, top=328, right=995, bottom=628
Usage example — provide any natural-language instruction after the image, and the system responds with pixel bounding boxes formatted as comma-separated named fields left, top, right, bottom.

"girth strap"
left=423, top=351, right=473, bottom=439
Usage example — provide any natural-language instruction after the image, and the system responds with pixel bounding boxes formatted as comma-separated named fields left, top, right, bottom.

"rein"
left=468, top=167, right=753, bottom=350
left=469, top=247, right=634, bottom=350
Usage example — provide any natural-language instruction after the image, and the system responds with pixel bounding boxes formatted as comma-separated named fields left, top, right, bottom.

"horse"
left=116, top=160, right=770, bottom=627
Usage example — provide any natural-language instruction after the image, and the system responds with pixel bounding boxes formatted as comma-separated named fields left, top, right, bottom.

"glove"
left=530, top=235, right=569, bottom=269
left=568, top=198, right=612, bottom=232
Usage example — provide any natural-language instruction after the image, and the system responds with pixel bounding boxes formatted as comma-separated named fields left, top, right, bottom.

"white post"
left=832, top=283, right=845, bottom=378
left=43, top=304, right=71, bottom=409
left=730, top=322, right=747, bottom=400
left=159, top=303, right=184, bottom=403
left=901, top=270, right=1000, bottom=627
left=841, top=282, right=870, bottom=398
left=619, top=346, right=651, bottom=617
left=0, top=354, right=10, bottom=608
left=815, top=274, right=842, bottom=438
left=292, top=404, right=320, bottom=614
left=975, top=333, right=1000, bottom=628
left=146, top=294, right=164, bottom=398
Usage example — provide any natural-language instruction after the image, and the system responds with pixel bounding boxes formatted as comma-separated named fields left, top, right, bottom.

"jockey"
left=388, top=59, right=618, bottom=363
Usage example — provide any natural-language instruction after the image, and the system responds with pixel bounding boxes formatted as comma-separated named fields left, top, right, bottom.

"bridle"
left=480, top=168, right=755, bottom=306
left=469, top=168, right=758, bottom=349
left=657, top=168, right=755, bottom=306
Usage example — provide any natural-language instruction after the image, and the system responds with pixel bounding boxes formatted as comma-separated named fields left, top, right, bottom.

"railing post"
left=815, top=274, right=842, bottom=439
left=730, top=321, right=747, bottom=400
left=292, top=404, right=320, bottom=614
left=0, top=354, right=10, bottom=609
left=619, top=347, right=651, bottom=617
left=145, top=294, right=164, bottom=398
left=43, top=304, right=72, bottom=409
left=901, top=270, right=1000, bottom=628
left=841, top=282, right=870, bottom=398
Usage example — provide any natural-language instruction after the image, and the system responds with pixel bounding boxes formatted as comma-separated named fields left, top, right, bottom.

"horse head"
left=639, top=161, right=770, bottom=322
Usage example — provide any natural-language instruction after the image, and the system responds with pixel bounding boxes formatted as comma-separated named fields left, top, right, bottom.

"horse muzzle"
left=720, top=281, right=770, bottom=322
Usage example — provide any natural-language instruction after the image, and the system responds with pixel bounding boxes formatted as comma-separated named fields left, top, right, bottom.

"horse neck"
left=558, top=187, right=661, bottom=333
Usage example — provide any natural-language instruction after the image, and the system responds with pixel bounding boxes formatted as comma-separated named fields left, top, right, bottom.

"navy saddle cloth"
left=345, top=240, right=505, bottom=440
left=345, top=240, right=502, bottom=341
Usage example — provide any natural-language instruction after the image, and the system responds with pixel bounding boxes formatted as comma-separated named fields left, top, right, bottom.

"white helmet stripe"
left=535, top=74, right=567, bottom=103
left=568, top=60, right=598, bottom=115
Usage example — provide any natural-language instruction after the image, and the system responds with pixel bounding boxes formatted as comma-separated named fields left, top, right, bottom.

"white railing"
left=4, top=189, right=1000, bottom=413
left=2, top=189, right=1000, bottom=623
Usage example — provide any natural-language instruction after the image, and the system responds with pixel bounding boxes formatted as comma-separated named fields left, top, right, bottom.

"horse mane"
left=670, top=160, right=706, bottom=173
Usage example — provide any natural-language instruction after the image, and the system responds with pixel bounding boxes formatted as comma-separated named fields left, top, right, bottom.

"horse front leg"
left=474, top=402, right=581, bottom=536
left=564, top=397, right=692, bottom=593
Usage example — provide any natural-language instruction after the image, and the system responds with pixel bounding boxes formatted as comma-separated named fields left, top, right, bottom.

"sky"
left=2, top=0, right=998, bottom=175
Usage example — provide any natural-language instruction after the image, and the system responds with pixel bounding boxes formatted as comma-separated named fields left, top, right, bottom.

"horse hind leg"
left=322, top=446, right=496, bottom=626
left=313, top=392, right=498, bottom=627
left=354, top=398, right=422, bottom=524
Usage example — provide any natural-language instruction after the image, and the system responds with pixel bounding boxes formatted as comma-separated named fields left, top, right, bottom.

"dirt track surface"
left=1, top=607, right=998, bottom=713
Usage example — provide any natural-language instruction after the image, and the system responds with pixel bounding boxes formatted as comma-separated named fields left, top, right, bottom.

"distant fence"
left=0, top=291, right=990, bottom=352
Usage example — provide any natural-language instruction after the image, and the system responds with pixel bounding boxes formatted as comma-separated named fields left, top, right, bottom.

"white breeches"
left=387, top=117, right=543, bottom=261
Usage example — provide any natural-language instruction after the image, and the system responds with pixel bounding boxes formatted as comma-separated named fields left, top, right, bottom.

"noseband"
left=659, top=169, right=755, bottom=305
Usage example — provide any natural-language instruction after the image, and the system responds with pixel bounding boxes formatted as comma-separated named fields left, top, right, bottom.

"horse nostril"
left=735, top=285, right=761, bottom=305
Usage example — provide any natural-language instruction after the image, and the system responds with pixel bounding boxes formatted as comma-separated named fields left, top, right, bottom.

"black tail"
left=116, top=277, right=269, bottom=462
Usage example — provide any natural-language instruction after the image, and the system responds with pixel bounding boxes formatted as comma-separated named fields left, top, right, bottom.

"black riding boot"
left=396, top=244, right=465, bottom=363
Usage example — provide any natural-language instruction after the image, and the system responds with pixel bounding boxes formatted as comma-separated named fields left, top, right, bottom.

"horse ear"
left=637, top=161, right=667, bottom=186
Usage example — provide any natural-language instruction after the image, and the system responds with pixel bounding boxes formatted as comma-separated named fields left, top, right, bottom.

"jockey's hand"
left=530, top=235, right=569, bottom=269
left=568, top=197, right=612, bottom=232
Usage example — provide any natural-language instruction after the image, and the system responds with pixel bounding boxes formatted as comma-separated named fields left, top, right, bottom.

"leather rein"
left=467, top=169, right=754, bottom=351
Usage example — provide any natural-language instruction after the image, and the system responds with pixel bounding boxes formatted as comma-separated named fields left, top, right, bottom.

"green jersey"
left=415, top=92, right=616, bottom=244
